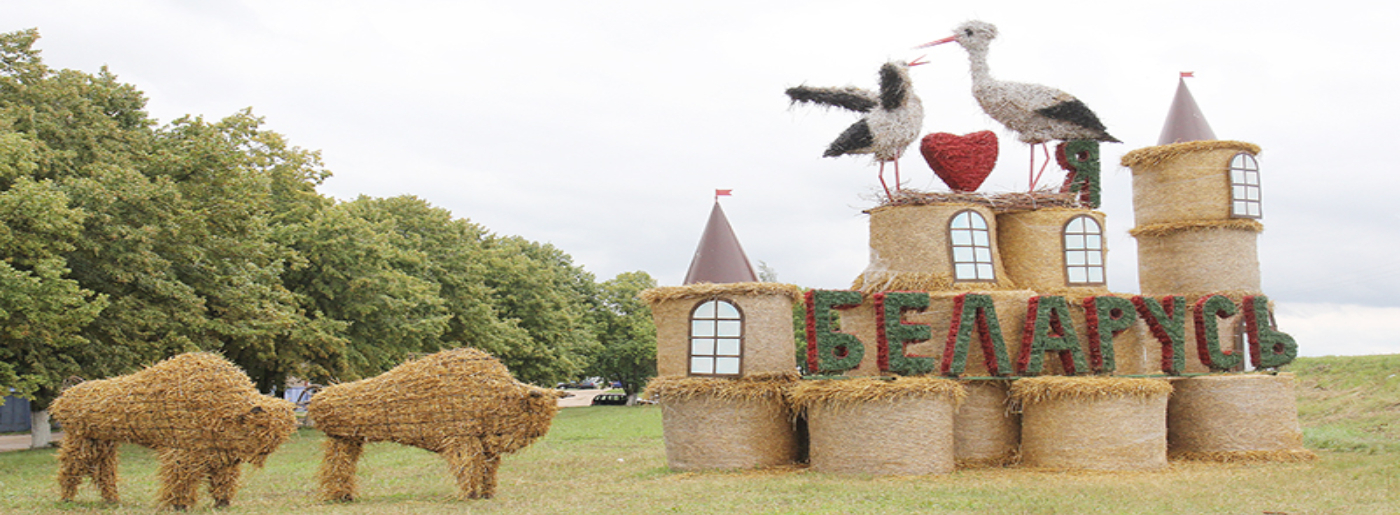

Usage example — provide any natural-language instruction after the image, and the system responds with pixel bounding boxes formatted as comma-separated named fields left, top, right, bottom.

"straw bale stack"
left=641, top=282, right=802, bottom=377
left=646, top=373, right=800, bottom=470
left=1012, top=376, right=1172, bottom=471
left=996, top=209, right=1108, bottom=292
left=308, top=348, right=559, bottom=501
left=954, top=380, right=1020, bottom=467
left=1122, top=140, right=1260, bottom=226
left=791, top=377, right=964, bottom=475
left=858, top=203, right=1013, bottom=293
left=1167, top=374, right=1315, bottom=462
left=1135, top=225, right=1262, bottom=297
left=49, top=352, right=297, bottom=509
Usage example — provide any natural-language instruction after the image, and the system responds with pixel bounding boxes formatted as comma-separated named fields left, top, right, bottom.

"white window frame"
left=688, top=299, right=743, bottom=376
left=1229, top=153, right=1262, bottom=219
left=1063, top=215, right=1106, bottom=286
left=949, top=210, right=996, bottom=282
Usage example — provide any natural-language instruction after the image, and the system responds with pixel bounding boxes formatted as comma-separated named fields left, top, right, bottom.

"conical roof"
left=1157, top=77, right=1217, bottom=145
left=683, top=201, right=757, bottom=284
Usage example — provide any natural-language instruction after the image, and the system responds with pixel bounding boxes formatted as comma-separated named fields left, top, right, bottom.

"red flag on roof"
left=716, top=189, right=732, bottom=197
left=1180, top=71, right=1195, bottom=78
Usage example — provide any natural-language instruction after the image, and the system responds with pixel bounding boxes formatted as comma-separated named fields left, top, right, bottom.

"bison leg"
left=206, top=456, right=242, bottom=508
left=57, top=435, right=119, bottom=503
left=317, top=436, right=363, bottom=502
left=476, top=451, right=501, bottom=499
left=157, top=448, right=203, bottom=510
left=443, top=437, right=489, bottom=499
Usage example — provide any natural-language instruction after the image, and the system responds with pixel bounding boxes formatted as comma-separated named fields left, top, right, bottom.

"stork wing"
left=1036, top=98, right=1110, bottom=133
left=786, top=85, right=878, bottom=113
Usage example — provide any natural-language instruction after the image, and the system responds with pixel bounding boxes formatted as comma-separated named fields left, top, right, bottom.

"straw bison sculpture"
left=49, top=348, right=560, bottom=508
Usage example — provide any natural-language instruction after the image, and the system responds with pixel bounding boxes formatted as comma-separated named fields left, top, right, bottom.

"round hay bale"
left=1013, top=376, right=1171, bottom=471
left=791, top=377, right=964, bottom=475
left=647, top=374, right=799, bottom=471
left=641, top=283, right=803, bottom=377
left=858, top=203, right=1014, bottom=293
left=1135, top=225, right=1261, bottom=297
left=1124, top=140, right=1260, bottom=226
left=955, top=380, right=1020, bottom=467
left=996, top=209, right=1109, bottom=293
left=1167, top=374, right=1315, bottom=462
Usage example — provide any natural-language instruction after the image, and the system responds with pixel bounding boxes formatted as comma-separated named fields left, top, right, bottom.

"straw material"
left=1130, top=219, right=1264, bottom=239
left=879, top=189, right=1083, bottom=212
left=1125, top=140, right=1260, bottom=227
left=648, top=289, right=800, bottom=377
left=1136, top=227, right=1261, bottom=297
left=1015, top=376, right=1171, bottom=471
left=837, top=291, right=1036, bottom=377
left=996, top=209, right=1108, bottom=293
left=795, top=377, right=961, bottom=475
left=860, top=203, right=1014, bottom=291
left=954, top=380, right=1021, bottom=468
left=1167, top=374, right=1315, bottom=462
left=309, top=348, right=560, bottom=501
left=639, top=282, right=804, bottom=304
left=650, top=374, right=801, bottom=471
left=49, top=352, right=297, bottom=509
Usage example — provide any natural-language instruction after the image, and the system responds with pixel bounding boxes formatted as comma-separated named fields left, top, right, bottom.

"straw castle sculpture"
left=49, top=353, right=297, bottom=510
left=643, top=70, right=1309, bottom=475
left=308, top=348, right=560, bottom=501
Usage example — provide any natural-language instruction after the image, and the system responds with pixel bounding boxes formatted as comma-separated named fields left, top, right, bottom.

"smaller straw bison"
left=309, top=348, right=560, bottom=501
left=49, top=353, right=297, bottom=510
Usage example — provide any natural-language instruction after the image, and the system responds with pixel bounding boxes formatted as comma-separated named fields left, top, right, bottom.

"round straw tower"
left=1168, top=373, right=1315, bottom=462
left=791, top=377, right=964, bottom=475
left=1013, top=376, right=1172, bottom=471
left=646, top=374, right=800, bottom=470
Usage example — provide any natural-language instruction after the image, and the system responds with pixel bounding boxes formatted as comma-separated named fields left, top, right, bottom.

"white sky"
left=4, top=0, right=1398, bottom=356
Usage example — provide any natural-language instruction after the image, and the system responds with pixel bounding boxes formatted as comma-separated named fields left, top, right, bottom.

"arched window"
left=949, top=210, right=995, bottom=282
left=1229, top=153, right=1262, bottom=219
left=689, top=299, right=743, bottom=376
left=1063, top=215, right=1105, bottom=285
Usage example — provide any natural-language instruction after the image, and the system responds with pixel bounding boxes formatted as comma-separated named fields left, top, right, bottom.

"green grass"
left=3, top=355, right=1399, bottom=514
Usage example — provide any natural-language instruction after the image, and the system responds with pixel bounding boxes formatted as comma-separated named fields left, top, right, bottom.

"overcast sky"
left=5, top=1, right=1398, bottom=356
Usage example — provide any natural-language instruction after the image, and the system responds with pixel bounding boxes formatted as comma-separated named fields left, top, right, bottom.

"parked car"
left=590, top=394, right=627, bottom=406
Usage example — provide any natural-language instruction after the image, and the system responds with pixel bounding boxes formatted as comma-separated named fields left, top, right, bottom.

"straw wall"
left=1124, top=140, right=1260, bottom=226
left=649, top=375, right=799, bottom=470
left=644, top=283, right=801, bottom=378
left=1013, top=377, right=1171, bottom=471
left=1168, top=374, right=1314, bottom=462
left=858, top=203, right=1012, bottom=293
left=792, top=377, right=962, bottom=475
left=1136, top=227, right=1261, bottom=297
left=955, top=380, right=1020, bottom=467
left=996, top=209, right=1109, bottom=293
left=840, top=290, right=1036, bottom=377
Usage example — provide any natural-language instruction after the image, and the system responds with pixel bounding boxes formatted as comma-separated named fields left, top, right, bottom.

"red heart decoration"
left=920, top=131, right=999, bottom=192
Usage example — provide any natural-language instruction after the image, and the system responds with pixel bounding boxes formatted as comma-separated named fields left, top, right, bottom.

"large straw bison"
left=308, top=348, right=560, bottom=501
left=49, top=353, right=297, bottom=510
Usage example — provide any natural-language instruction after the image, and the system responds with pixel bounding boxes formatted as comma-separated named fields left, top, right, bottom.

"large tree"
left=587, top=271, right=657, bottom=404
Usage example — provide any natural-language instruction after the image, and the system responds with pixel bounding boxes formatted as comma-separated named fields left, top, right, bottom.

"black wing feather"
left=878, top=63, right=909, bottom=111
left=786, top=86, right=876, bottom=113
left=824, top=120, right=874, bottom=157
left=1036, top=99, right=1119, bottom=142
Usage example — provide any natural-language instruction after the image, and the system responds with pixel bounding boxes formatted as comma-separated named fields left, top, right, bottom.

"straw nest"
left=1010, top=376, right=1173, bottom=405
left=876, top=189, right=1083, bottom=212
left=309, top=347, right=560, bottom=501
left=954, top=380, right=1021, bottom=468
left=1167, top=374, right=1316, bottom=462
left=851, top=271, right=1020, bottom=294
left=788, top=376, right=965, bottom=413
left=795, top=377, right=963, bottom=475
left=1120, top=140, right=1261, bottom=170
left=50, top=352, right=297, bottom=509
left=650, top=373, right=802, bottom=471
left=639, top=282, right=804, bottom=304
left=645, top=372, right=800, bottom=403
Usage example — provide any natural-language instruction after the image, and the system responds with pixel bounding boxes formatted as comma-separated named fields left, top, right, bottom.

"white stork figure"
left=787, top=59, right=926, bottom=199
left=919, top=21, right=1118, bottom=189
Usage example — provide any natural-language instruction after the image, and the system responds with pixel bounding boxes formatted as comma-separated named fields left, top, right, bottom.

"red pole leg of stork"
left=878, top=161, right=894, bottom=201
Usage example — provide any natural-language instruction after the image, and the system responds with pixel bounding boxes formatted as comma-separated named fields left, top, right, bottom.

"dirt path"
left=556, top=388, right=611, bottom=408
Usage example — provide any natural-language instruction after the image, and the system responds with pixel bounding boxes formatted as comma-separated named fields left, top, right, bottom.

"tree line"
left=0, top=29, right=657, bottom=417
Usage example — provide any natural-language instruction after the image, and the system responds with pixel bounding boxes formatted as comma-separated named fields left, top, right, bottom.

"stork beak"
left=908, top=55, right=928, bottom=67
left=915, top=35, right=957, bottom=49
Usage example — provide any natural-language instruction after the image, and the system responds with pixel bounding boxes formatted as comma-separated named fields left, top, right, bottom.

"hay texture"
left=791, top=377, right=962, bottom=475
left=308, top=348, right=559, bottom=501
left=647, top=374, right=800, bottom=471
left=49, top=352, right=296, bottom=509
left=1123, top=140, right=1261, bottom=227
left=996, top=209, right=1108, bottom=292
left=858, top=203, right=1014, bottom=293
left=1012, top=376, right=1171, bottom=471
left=1135, top=226, right=1261, bottom=297
left=1167, top=374, right=1315, bottom=462
left=643, top=283, right=802, bottom=378
left=955, top=380, right=1021, bottom=467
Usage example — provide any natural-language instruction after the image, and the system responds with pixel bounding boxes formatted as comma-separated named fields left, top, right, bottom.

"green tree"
left=587, top=271, right=657, bottom=403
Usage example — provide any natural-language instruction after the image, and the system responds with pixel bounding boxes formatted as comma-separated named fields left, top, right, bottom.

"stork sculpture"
left=787, top=59, right=926, bottom=199
left=919, top=21, right=1118, bottom=190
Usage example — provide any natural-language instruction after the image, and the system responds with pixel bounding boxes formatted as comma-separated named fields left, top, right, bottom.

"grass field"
left=2, top=355, right=1398, bottom=514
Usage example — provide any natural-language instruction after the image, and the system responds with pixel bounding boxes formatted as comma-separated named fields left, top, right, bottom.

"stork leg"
left=893, top=156, right=903, bottom=192
left=1028, top=143, right=1054, bottom=190
left=877, top=162, right=894, bottom=201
